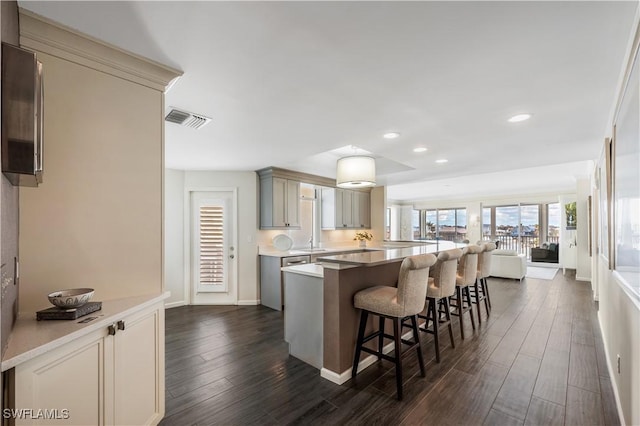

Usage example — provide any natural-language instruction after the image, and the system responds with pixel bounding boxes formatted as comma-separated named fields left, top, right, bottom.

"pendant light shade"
left=336, top=156, right=376, bottom=188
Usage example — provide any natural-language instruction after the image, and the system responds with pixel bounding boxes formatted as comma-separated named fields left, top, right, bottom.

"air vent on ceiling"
left=165, top=107, right=212, bottom=130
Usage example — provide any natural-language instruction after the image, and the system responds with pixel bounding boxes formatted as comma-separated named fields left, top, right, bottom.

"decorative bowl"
left=47, top=288, right=94, bottom=309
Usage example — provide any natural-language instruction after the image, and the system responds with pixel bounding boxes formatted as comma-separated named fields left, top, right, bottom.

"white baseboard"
left=598, top=311, right=627, bottom=426
left=321, top=348, right=391, bottom=385
left=576, top=276, right=591, bottom=282
left=164, top=300, right=261, bottom=308
left=320, top=329, right=414, bottom=385
left=164, top=300, right=186, bottom=309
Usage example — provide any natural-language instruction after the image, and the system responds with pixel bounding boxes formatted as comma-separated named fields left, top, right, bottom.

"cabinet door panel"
left=358, top=192, right=371, bottom=228
left=352, top=191, right=361, bottom=228
left=114, top=306, right=164, bottom=425
left=286, top=180, right=300, bottom=227
left=15, top=331, right=106, bottom=426
left=271, top=177, right=287, bottom=227
left=321, top=188, right=337, bottom=229
left=340, top=189, right=354, bottom=227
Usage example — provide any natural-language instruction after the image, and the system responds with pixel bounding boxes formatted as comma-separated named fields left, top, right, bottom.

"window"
left=418, top=208, right=467, bottom=242
left=547, top=203, right=560, bottom=244
left=482, top=207, right=492, bottom=240
left=484, top=202, right=557, bottom=258
left=385, top=208, right=391, bottom=240
left=412, top=210, right=421, bottom=239
left=425, top=209, right=437, bottom=239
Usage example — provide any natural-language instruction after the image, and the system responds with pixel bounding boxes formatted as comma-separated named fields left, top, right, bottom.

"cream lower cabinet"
left=14, top=302, right=164, bottom=425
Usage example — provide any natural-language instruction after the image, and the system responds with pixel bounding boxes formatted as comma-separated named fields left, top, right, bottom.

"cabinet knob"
left=108, top=324, right=117, bottom=336
left=117, top=320, right=126, bottom=331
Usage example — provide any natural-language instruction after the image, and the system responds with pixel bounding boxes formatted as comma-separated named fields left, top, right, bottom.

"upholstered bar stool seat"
left=355, top=286, right=408, bottom=317
left=352, top=253, right=437, bottom=400
left=419, top=248, right=463, bottom=362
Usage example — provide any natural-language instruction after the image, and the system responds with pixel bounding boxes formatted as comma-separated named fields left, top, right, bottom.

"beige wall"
left=19, top=52, right=163, bottom=312
left=596, top=257, right=640, bottom=425
left=164, top=169, right=184, bottom=307
left=594, top=4, right=640, bottom=424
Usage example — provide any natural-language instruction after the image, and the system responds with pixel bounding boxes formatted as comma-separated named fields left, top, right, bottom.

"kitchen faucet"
left=309, top=237, right=313, bottom=250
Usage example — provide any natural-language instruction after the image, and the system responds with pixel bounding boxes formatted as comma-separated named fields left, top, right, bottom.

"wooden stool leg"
left=410, top=315, right=425, bottom=377
left=378, top=316, right=385, bottom=360
left=474, top=280, right=482, bottom=324
left=352, top=310, right=368, bottom=379
left=465, top=286, right=476, bottom=331
left=482, top=278, right=491, bottom=315
left=484, top=277, right=492, bottom=309
left=443, top=298, right=455, bottom=348
left=393, top=318, right=403, bottom=400
left=456, top=287, right=465, bottom=339
left=431, top=299, right=440, bottom=363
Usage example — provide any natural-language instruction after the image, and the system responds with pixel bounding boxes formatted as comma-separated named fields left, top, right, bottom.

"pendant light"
left=336, top=155, right=376, bottom=188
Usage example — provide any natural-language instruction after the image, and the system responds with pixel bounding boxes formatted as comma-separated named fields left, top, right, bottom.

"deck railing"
left=482, top=235, right=559, bottom=258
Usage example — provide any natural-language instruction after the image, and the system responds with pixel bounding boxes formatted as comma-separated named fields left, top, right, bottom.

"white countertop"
left=317, top=241, right=466, bottom=267
left=1, top=292, right=169, bottom=372
left=258, top=241, right=430, bottom=257
left=259, top=245, right=373, bottom=257
left=281, top=263, right=324, bottom=278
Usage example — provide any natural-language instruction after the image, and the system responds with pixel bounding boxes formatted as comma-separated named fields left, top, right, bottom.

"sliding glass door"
left=547, top=203, right=560, bottom=244
left=419, top=208, right=467, bottom=241
left=488, top=204, right=538, bottom=256
left=495, top=205, right=520, bottom=251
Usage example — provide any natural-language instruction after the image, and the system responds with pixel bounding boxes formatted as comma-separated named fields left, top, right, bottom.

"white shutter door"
left=199, top=205, right=225, bottom=289
left=192, top=193, right=230, bottom=294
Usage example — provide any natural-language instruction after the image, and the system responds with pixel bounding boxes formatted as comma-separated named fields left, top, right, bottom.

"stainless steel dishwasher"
left=282, top=255, right=311, bottom=268
left=260, top=255, right=310, bottom=311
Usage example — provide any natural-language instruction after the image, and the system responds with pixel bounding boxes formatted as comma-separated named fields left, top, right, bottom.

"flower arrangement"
left=354, top=231, right=373, bottom=242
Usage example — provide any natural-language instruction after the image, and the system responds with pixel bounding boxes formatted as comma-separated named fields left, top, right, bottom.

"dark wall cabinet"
left=1, top=43, right=44, bottom=187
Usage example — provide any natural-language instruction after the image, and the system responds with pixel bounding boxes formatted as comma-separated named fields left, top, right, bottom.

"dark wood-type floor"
left=159, top=270, right=620, bottom=425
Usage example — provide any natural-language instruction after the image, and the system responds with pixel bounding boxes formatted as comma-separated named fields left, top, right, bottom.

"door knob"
left=108, top=324, right=117, bottom=336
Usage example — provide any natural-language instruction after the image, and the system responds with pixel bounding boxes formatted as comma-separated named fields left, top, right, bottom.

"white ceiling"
left=19, top=1, right=637, bottom=201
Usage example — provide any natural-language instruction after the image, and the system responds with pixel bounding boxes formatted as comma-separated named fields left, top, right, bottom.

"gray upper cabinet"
left=259, top=171, right=300, bottom=229
left=321, top=188, right=370, bottom=229
left=353, top=191, right=371, bottom=229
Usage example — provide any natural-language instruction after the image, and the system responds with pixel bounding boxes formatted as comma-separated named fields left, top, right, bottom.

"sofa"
left=531, top=243, right=559, bottom=263
left=490, top=249, right=527, bottom=280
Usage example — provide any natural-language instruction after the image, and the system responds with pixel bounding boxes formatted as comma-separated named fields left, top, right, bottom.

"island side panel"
left=323, top=261, right=403, bottom=376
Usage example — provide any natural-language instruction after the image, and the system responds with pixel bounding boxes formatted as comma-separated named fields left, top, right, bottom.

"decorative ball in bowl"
left=47, top=288, right=94, bottom=309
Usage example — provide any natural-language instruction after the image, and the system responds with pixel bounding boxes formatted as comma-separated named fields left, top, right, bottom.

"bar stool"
left=352, top=253, right=437, bottom=400
left=449, top=245, right=482, bottom=339
left=419, top=248, right=462, bottom=363
left=469, top=243, right=489, bottom=324
left=476, top=242, right=497, bottom=313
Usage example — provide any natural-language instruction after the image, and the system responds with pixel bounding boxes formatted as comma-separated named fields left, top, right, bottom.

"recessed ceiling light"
left=383, top=132, right=400, bottom=139
left=508, top=113, right=532, bottom=123
left=435, top=159, right=448, bottom=164
left=413, top=147, right=427, bottom=153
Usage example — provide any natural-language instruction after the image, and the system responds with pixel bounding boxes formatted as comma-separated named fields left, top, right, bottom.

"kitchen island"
left=283, top=240, right=464, bottom=385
